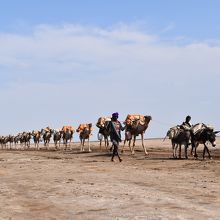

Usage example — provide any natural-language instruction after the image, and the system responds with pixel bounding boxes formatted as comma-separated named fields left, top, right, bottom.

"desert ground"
left=0, top=138, right=220, bottom=220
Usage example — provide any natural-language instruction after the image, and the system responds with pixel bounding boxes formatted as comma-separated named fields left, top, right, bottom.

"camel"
left=76, top=123, right=92, bottom=152
left=52, top=129, right=62, bottom=150
left=96, top=117, right=111, bottom=151
left=32, top=130, right=41, bottom=150
left=122, top=115, right=152, bottom=155
left=13, top=134, right=21, bottom=149
left=0, top=136, right=9, bottom=149
left=0, top=136, right=4, bottom=149
left=20, top=132, right=32, bottom=149
left=62, top=126, right=75, bottom=150
left=8, top=135, right=14, bottom=149
left=41, top=127, right=52, bottom=150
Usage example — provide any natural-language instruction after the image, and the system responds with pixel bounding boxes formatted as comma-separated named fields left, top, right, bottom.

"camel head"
left=144, top=115, right=152, bottom=122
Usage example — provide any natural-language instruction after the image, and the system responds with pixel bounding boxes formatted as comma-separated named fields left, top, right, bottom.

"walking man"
left=107, top=112, right=125, bottom=162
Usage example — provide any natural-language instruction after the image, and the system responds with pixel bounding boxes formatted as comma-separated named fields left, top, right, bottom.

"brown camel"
left=96, top=117, right=111, bottom=151
left=76, top=123, right=92, bottom=152
left=122, top=115, right=152, bottom=155
left=32, top=130, right=41, bottom=150
left=41, top=127, right=52, bottom=150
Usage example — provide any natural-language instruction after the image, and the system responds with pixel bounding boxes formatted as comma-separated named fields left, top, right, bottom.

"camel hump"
left=44, top=127, right=51, bottom=132
left=62, top=125, right=74, bottom=132
left=32, top=130, right=39, bottom=134
left=77, top=123, right=93, bottom=132
left=125, top=114, right=146, bottom=125
left=96, top=116, right=111, bottom=127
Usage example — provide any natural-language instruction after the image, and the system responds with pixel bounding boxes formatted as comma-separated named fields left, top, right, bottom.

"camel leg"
left=65, top=140, right=68, bottom=150
left=100, top=139, right=102, bottom=151
left=81, top=138, right=85, bottom=152
left=131, top=136, right=136, bottom=155
left=105, top=137, right=108, bottom=150
left=128, top=139, right=133, bottom=154
left=104, top=138, right=107, bottom=150
left=83, top=139, right=86, bottom=151
left=121, top=139, right=126, bottom=153
left=88, top=138, right=92, bottom=152
left=80, top=138, right=83, bottom=152
left=106, top=138, right=109, bottom=151
left=80, top=139, right=82, bottom=151
left=141, top=133, right=148, bottom=155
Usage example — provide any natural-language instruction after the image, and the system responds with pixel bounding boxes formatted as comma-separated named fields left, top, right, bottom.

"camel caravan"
left=0, top=113, right=219, bottom=160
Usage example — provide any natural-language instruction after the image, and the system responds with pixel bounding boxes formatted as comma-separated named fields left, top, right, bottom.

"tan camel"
left=122, top=115, right=152, bottom=155
left=76, top=123, right=92, bottom=152
left=32, top=130, right=41, bottom=150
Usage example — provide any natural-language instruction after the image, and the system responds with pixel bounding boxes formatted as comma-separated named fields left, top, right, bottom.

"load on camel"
left=62, top=125, right=75, bottom=149
left=76, top=123, right=92, bottom=152
left=96, top=116, right=111, bottom=150
left=121, top=114, right=152, bottom=155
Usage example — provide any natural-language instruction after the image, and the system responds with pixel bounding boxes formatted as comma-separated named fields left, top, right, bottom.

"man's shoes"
left=111, top=158, right=115, bottom=162
left=119, top=158, right=122, bottom=162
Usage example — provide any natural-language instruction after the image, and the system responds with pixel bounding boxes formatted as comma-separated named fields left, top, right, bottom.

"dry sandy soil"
left=0, top=138, right=220, bottom=220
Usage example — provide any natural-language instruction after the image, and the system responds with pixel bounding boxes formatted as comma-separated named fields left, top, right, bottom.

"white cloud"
left=0, top=24, right=220, bottom=139
left=161, top=22, right=176, bottom=33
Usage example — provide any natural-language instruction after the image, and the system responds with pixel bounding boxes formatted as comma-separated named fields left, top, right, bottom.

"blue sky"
left=1, top=0, right=220, bottom=40
left=0, top=1, right=220, bottom=139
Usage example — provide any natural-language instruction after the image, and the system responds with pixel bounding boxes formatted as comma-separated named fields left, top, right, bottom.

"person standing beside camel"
left=107, top=112, right=125, bottom=162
